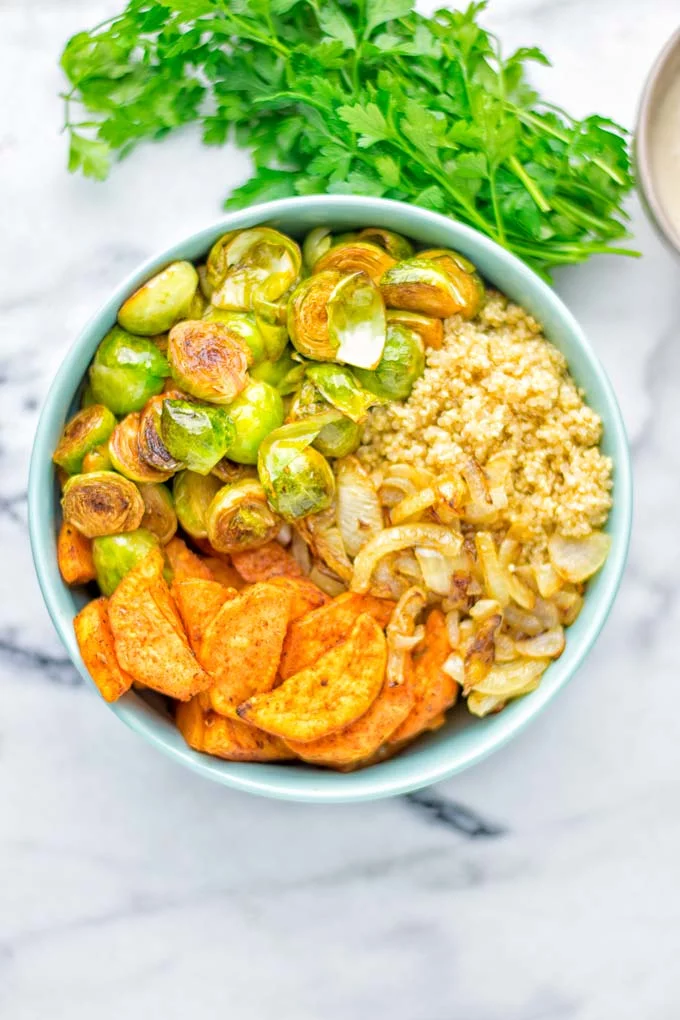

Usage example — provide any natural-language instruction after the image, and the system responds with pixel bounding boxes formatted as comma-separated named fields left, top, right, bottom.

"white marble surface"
left=2, top=1, right=680, bottom=1017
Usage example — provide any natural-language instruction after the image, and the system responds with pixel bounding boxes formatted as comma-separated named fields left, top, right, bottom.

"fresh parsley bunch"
left=61, top=0, right=637, bottom=277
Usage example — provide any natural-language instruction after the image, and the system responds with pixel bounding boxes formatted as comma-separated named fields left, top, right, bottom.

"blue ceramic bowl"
left=28, top=196, right=632, bottom=803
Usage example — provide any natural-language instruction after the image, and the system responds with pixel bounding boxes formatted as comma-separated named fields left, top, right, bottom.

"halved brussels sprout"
left=356, top=228, right=415, bottom=260
left=138, top=483, right=178, bottom=545
left=62, top=471, right=144, bottom=538
left=202, top=308, right=266, bottom=365
left=288, top=380, right=362, bottom=459
left=251, top=346, right=307, bottom=396
left=288, top=270, right=386, bottom=369
left=160, top=399, right=235, bottom=475
left=206, top=479, right=281, bottom=553
left=354, top=323, right=425, bottom=400
left=197, top=264, right=214, bottom=302
left=187, top=287, right=208, bottom=320
left=109, top=413, right=174, bottom=483
left=80, top=383, right=96, bottom=410
left=92, top=528, right=160, bottom=595
left=82, top=443, right=113, bottom=473
left=53, top=404, right=117, bottom=475
left=257, top=413, right=338, bottom=521
left=386, top=309, right=444, bottom=349
left=305, top=363, right=377, bottom=423
left=173, top=470, right=222, bottom=539
left=313, top=242, right=396, bottom=283
left=211, top=459, right=258, bottom=485
left=118, top=261, right=199, bottom=335
left=380, top=258, right=474, bottom=318
left=137, top=392, right=185, bottom=473
left=251, top=290, right=290, bottom=361
left=207, top=228, right=301, bottom=311
left=415, top=248, right=484, bottom=318
left=168, top=320, right=250, bottom=404
left=302, top=227, right=333, bottom=271
left=89, top=327, right=169, bottom=415
left=224, top=379, right=285, bottom=465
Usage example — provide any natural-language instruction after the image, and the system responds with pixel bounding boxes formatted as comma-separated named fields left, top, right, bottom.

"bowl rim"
left=635, top=25, right=680, bottom=256
left=28, top=194, right=633, bottom=803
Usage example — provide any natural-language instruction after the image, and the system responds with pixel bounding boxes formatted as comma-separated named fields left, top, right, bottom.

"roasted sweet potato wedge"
left=279, top=591, right=395, bottom=680
left=200, top=582, right=292, bottom=716
left=164, top=536, right=214, bottom=582
left=288, top=643, right=412, bottom=766
left=238, top=613, right=386, bottom=743
left=172, top=578, right=238, bottom=656
left=201, top=557, right=246, bottom=589
left=266, top=576, right=330, bottom=622
left=74, top=597, right=134, bottom=702
left=176, top=698, right=292, bottom=761
left=231, top=541, right=302, bottom=582
left=109, top=551, right=211, bottom=700
left=389, top=609, right=458, bottom=744
left=58, top=521, right=96, bottom=585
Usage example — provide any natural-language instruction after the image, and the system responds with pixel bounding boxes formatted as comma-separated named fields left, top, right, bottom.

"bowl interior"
left=29, top=196, right=632, bottom=803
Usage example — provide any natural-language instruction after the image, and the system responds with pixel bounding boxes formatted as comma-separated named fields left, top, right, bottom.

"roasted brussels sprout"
left=302, top=227, right=332, bottom=271
left=89, top=327, right=169, bottom=415
left=92, top=528, right=160, bottom=595
left=415, top=248, right=484, bottom=318
left=62, top=471, right=144, bottom=538
left=137, top=392, right=185, bottom=473
left=288, top=380, right=362, bottom=459
left=305, top=363, right=377, bottom=422
left=354, top=322, right=425, bottom=400
left=202, top=308, right=267, bottom=365
left=386, top=309, right=444, bottom=349
left=206, top=479, right=280, bottom=554
left=207, top=228, right=301, bottom=311
left=109, top=412, right=174, bottom=483
left=211, top=459, right=258, bottom=485
left=82, top=443, right=113, bottom=473
left=224, top=379, right=285, bottom=465
left=168, top=319, right=250, bottom=404
left=251, top=290, right=290, bottom=361
left=138, top=483, right=178, bottom=545
left=313, top=242, right=396, bottom=283
left=288, top=270, right=386, bottom=369
left=118, top=261, right=199, bottom=336
left=251, top=346, right=307, bottom=396
left=53, top=404, right=117, bottom=475
left=173, top=470, right=221, bottom=539
left=197, top=264, right=214, bottom=302
left=380, top=258, right=477, bottom=318
left=80, top=383, right=96, bottom=410
left=356, top=228, right=415, bottom=260
left=257, top=414, right=338, bottom=521
left=160, top=399, right=235, bottom=475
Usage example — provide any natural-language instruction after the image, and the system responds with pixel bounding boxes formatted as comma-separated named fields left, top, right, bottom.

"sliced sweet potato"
left=237, top=614, right=386, bottom=743
left=74, top=597, right=134, bottom=702
left=266, top=576, right=330, bottom=622
left=109, top=552, right=211, bottom=700
left=176, top=698, right=292, bottom=761
left=288, top=643, right=412, bottom=766
left=172, top=578, right=238, bottom=655
left=164, top=536, right=214, bottom=582
left=389, top=609, right=459, bottom=744
left=58, top=521, right=96, bottom=585
left=231, top=541, right=302, bottom=582
left=200, top=582, right=292, bottom=716
left=279, top=591, right=395, bottom=680
left=201, top=557, right=246, bottom=589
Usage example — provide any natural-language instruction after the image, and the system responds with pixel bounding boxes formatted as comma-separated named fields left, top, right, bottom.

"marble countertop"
left=2, top=0, right=680, bottom=1016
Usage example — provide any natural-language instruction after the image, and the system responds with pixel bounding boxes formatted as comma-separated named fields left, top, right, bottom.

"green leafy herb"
left=59, top=0, right=638, bottom=277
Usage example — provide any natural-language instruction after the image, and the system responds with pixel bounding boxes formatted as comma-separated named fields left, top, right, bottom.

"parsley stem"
left=510, top=106, right=626, bottom=186
left=507, top=156, right=551, bottom=213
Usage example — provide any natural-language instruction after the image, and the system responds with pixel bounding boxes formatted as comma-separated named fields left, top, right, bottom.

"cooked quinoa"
left=358, top=292, right=613, bottom=544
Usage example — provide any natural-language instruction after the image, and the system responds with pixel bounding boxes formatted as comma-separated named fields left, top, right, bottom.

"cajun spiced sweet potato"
left=266, top=576, right=330, bottom=622
left=389, top=609, right=459, bottom=744
left=237, top=614, right=386, bottom=743
left=164, top=536, right=214, bottom=582
left=172, top=578, right=238, bottom=656
left=230, top=541, right=302, bottom=582
left=108, top=551, right=211, bottom=700
left=58, top=521, right=96, bottom=586
left=176, top=697, right=292, bottom=762
left=200, top=582, right=292, bottom=716
left=279, top=591, right=395, bottom=680
left=74, top=597, right=134, bottom=702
